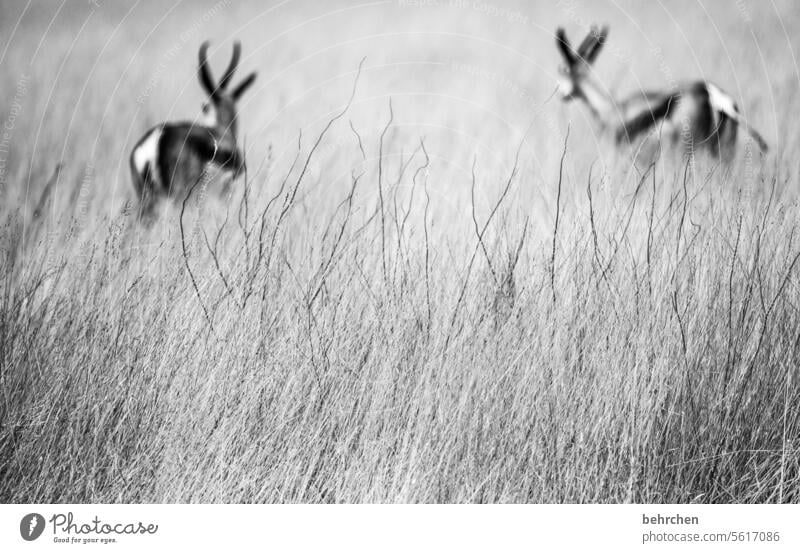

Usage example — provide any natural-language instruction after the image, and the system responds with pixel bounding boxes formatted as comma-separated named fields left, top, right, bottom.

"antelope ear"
left=584, top=25, right=609, bottom=65
left=231, top=72, right=256, bottom=101
left=198, top=41, right=217, bottom=96
left=555, top=27, right=576, bottom=66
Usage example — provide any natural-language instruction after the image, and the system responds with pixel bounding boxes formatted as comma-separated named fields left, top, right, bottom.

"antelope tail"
left=706, top=83, right=768, bottom=152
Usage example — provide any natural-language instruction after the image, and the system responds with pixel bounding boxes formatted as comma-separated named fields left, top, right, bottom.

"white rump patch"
left=133, top=127, right=162, bottom=187
left=706, top=82, right=738, bottom=119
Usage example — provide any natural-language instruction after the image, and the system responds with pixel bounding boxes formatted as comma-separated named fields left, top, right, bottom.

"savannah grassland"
left=1, top=0, right=799, bottom=503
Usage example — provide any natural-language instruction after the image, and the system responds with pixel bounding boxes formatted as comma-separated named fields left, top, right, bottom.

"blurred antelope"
left=554, top=25, right=768, bottom=160
left=130, top=41, right=257, bottom=221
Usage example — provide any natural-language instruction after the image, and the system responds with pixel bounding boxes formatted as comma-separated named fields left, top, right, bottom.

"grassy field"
left=1, top=0, right=799, bottom=502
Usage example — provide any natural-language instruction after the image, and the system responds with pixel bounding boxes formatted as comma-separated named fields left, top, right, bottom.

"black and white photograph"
left=0, top=0, right=798, bottom=541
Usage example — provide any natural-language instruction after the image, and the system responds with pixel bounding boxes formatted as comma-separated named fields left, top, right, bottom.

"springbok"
left=554, top=25, right=768, bottom=161
left=130, top=41, right=257, bottom=221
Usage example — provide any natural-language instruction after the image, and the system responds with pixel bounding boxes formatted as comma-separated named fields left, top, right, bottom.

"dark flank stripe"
left=615, top=94, right=677, bottom=145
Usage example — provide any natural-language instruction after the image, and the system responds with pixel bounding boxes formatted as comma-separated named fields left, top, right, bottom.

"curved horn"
left=198, top=41, right=216, bottom=95
left=219, top=41, right=241, bottom=89
left=583, top=25, right=609, bottom=64
left=556, top=28, right=576, bottom=65
left=576, top=26, right=598, bottom=60
left=231, top=72, right=257, bottom=101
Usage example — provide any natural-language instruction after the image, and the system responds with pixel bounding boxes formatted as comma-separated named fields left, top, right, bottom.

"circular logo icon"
left=20, top=513, right=45, bottom=541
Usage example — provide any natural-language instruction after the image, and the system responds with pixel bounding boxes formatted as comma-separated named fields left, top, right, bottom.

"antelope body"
left=130, top=41, right=256, bottom=221
left=554, top=26, right=768, bottom=160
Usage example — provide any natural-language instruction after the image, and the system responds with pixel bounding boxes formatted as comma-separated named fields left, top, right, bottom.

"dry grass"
left=1, top=0, right=799, bottom=503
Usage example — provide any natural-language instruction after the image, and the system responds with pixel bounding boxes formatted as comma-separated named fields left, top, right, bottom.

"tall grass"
left=1, top=111, right=798, bottom=502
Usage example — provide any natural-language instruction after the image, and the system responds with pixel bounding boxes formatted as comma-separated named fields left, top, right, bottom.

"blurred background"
left=0, top=0, right=795, bottom=235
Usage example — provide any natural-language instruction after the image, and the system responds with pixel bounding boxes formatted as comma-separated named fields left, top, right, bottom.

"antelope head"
left=198, top=41, right=257, bottom=141
left=555, top=25, right=608, bottom=101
